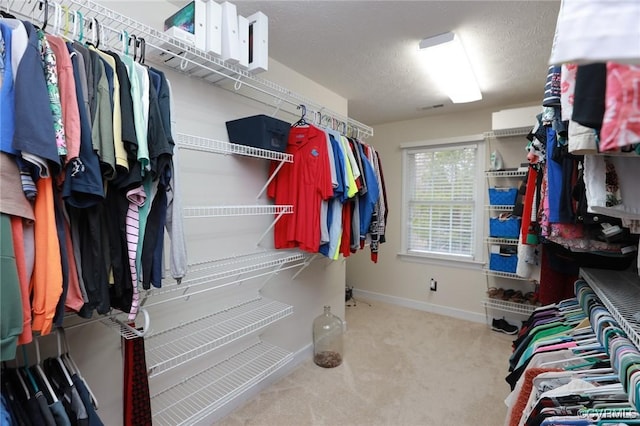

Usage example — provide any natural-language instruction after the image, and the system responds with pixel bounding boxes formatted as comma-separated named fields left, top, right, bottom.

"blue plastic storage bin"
left=489, top=253, right=518, bottom=273
left=488, top=187, right=518, bottom=205
left=489, top=216, right=521, bottom=238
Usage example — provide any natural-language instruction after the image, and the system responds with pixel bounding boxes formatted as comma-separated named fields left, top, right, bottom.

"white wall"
left=346, top=104, right=538, bottom=323
left=38, top=2, right=352, bottom=424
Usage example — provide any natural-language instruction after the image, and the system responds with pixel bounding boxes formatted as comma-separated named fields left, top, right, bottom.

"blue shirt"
left=0, top=23, right=16, bottom=155
left=13, top=21, right=60, bottom=174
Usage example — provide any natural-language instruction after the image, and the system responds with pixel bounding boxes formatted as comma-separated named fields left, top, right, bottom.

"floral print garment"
left=37, top=29, right=66, bottom=157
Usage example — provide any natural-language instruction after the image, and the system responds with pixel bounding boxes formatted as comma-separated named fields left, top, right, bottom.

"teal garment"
left=515, top=324, right=574, bottom=370
left=1, top=214, right=24, bottom=361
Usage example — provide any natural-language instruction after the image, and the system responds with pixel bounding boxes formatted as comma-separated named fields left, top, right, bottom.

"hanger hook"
left=96, top=19, right=102, bottom=48
left=121, top=30, right=129, bottom=55
left=71, top=9, right=78, bottom=39
left=51, top=1, right=61, bottom=35
left=62, top=4, right=69, bottom=35
left=297, top=104, right=306, bottom=120
left=179, top=52, right=188, bottom=70
left=76, top=11, right=84, bottom=42
left=138, top=37, right=146, bottom=64
left=40, top=0, right=49, bottom=31
left=129, top=34, right=138, bottom=61
left=234, top=76, right=243, bottom=91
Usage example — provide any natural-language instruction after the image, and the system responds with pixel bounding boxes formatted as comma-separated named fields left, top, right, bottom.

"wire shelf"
left=146, top=297, right=293, bottom=378
left=8, top=0, right=372, bottom=139
left=143, top=251, right=307, bottom=303
left=150, top=340, right=293, bottom=426
left=176, top=133, right=293, bottom=162
left=484, top=127, right=532, bottom=139
left=486, top=237, right=519, bottom=245
left=483, top=268, right=535, bottom=281
left=482, top=298, right=537, bottom=316
left=183, top=205, right=293, bottom=218
left=486, top=205, right=515, bottom=211
left=580, top=268, right=640, bottom=350
left=485, top=170, right=527, bottom=178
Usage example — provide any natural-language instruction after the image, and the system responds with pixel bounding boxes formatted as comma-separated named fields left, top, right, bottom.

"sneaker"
left=491, top=318, right=519, bottom=335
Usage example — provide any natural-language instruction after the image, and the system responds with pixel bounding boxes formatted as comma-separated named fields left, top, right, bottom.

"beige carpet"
left=217, top=299, right=514, bottom=426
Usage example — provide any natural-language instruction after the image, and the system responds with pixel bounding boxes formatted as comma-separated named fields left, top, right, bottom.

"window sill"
left=397, top=252, right=485, bottom=271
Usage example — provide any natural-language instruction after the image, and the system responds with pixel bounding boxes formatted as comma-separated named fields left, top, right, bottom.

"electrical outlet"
left=430, top=278, right=437, bottom=292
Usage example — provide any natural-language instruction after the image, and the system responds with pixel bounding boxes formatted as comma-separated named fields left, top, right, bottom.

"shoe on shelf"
left=491, top=318, right=519, bottom=335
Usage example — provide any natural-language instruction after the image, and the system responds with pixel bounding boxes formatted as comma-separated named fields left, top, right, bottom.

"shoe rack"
left=482, top=132, right=540, bottom=324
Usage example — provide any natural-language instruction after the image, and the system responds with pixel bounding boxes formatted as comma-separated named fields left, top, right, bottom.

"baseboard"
left=352, top=288, right=486, bottom=324
left=204, top=343, right=313, bottom=424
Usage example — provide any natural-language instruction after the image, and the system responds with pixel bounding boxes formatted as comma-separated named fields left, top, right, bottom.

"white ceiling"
left=166, top=0, right=562, bottom=126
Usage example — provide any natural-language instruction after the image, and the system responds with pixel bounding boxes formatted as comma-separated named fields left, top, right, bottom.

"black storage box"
left=225, top=115, right=291, bottom=153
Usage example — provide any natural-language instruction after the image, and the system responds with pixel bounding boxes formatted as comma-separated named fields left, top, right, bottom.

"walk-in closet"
left=1, top=1, right=639, bottom=425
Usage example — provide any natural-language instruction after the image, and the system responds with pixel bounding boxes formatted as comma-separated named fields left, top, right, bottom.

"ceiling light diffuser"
left=419, top=32, right=482, bottom=104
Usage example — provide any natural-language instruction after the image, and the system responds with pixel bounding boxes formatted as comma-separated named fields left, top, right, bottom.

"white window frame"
left=399, top=134, right=486, bottom=269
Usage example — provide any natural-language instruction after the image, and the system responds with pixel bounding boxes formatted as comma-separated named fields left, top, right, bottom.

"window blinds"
left=406, top=144, right=477, bottom=257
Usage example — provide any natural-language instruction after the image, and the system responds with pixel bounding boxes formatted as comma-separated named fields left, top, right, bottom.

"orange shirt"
left=30, top=177, right=62, bottom=335
left=10, top=216, right=33, bottom=345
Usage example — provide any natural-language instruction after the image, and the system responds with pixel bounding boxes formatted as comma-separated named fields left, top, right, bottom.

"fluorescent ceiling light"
left=419, top=32, right=482, bottom=104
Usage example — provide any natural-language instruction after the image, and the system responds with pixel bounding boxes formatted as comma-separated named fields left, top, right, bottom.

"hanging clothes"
left=268, top=124, right=334, bottom=253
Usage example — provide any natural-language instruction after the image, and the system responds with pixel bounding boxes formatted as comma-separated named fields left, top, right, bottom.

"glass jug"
left=312, top=305, right=344, bottom=368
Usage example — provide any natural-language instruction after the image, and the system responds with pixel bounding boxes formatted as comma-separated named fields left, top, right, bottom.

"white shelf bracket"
left=256, top=158, right=286, bottom=199
left=102, top=308, right=151, bottom=339
left=292, top=254, right=318, bottom=280
left=256, top=208, right=291, bottom=246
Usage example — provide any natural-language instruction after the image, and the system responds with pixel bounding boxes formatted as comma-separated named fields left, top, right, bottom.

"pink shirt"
left=46, top=35, right=81, bottom=162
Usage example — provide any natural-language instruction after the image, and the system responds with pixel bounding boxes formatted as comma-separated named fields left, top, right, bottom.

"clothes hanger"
left=2, top=360, right=31, bottom=399
left=129, top=34, right=138, bottom=61
left=50, top=1, right=61, bottom=37
left=292, top=104, right=308, bottom=127
left=59, top=327, right=99, bottom=409
left=54, top=328, right=74, bottom=388
left=138, top=37, right=146, bottom=64
left=0, top=9, right=16, bottom=18
left=36, top=0, right=49, bottom=31
left=87, top=17, right=100, bottom=48
left=120, top=30, right=130, bottom=56
left=75, top=10, right=84, bottom=43
left=33, top=336, right=59, bottom=403
left=19, top=345, right=40, bottom=394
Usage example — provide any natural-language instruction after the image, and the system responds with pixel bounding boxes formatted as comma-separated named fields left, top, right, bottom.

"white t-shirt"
left=549, top=0, right=640, bottom=65
left=584, top=154, right=640, bottom=220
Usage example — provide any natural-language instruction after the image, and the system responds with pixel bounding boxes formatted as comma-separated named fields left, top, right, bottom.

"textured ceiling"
left=164, top=0, right=562, bottom=126
left=232, top=1, right=562, bottom=126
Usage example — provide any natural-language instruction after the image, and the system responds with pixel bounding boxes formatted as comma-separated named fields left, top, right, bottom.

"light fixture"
left=419, top=32, right=482, bottom=104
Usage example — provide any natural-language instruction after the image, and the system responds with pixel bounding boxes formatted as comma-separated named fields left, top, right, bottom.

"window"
left=402, top=137, right=485, bottom=263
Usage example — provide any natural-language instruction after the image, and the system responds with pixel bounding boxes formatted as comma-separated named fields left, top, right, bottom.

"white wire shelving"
left=145, top=297, right=293, bottom=378
left=63, top=307, right=150, bottom=339
left=150, top=340, right=293, bottom=426
left=486, top=205, right=515, bottom=211
left=176, top=132, right=292, bottom=199
left=483, top=268, right=535, bottom=281
left=485, top=170, right=527, bottom=179
left=183, top=205, right=293, bottom=245
left=7, top=0, right=373, bottom=139
left=183, top=205, right=292, bottom=218
left=580, top=268, right=640, bottom=350
left=482, top=298, right=537, bottom=316
left=486, top=237, right=520, bottom=245
left=142, top=251, right=308, bottom=306
left=176, top=133, right=293, bottom=162
left=484, top=127, right=532, bottom=139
